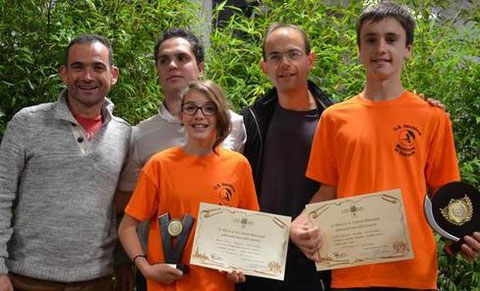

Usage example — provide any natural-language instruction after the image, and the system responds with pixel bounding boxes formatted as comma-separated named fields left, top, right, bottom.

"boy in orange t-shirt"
left=290, top=2, right=480, bottom=290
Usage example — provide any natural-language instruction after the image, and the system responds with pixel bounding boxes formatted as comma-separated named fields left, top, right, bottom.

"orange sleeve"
left=238, top=160, right=260, bottom=211
left=125, top=158, right=160, bottom=221
left=306, top=112, right=338, bottom=186
left=425, top=111, right=460, bottom=188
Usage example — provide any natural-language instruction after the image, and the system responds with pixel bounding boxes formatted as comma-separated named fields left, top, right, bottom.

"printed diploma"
left=306, top=189, right=413, bottom=270
left=190, top=203, right=291, bottom=280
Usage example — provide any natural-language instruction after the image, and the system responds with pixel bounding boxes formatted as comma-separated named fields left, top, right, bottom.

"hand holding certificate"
left=306, top=189, right=414, bottom=270
left=190, top=203, right=291, bottom=280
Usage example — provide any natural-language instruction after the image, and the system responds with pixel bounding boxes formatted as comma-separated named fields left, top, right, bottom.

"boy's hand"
left=225, top=269, right=246, bottom=283
left=460, top=232, right=480, bottom=261
left=290, top=213, right=322, bottom=261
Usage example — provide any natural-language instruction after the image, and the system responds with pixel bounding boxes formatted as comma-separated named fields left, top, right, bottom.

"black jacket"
left=242, top=80, right=335, bottom=193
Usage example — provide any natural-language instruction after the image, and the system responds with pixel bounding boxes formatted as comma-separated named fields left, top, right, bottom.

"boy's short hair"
left=154, top=28, right=204, bottom=65
left=262, top=23, right=311, bottom=60
left=356, top=2, right=415, bottom=47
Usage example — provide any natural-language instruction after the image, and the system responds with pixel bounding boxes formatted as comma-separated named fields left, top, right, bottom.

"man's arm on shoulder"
left=418, top=94, right=450, bottom=117
left=290, top=184, right=336, bottom=261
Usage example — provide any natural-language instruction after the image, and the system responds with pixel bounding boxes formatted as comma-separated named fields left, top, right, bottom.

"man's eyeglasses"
left=266, top=49, right=305, bottom=64
left=181, top=102, right=218, bottom=116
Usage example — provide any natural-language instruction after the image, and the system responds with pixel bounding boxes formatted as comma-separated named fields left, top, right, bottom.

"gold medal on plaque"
left=168, top=219, right=184, bottom=237
left=440, top=195, right=473, bottom=226
left=159, top=213, right=195, bottom=274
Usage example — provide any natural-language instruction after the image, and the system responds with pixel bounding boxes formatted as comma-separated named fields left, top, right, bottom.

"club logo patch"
left=213, top=183, right=235, bottom=206
left=393, top=124, right=422, bottom=157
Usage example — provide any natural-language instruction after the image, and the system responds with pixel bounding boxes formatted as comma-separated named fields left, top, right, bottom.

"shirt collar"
left=158, top=102, right=181, bottom=124
left=54, top=89, right=114, bottom=124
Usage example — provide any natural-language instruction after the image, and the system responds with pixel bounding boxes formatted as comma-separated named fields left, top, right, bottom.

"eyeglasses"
left=181, top=102, right=218, bottom=116
left=266, top=49, right=305, bottom=64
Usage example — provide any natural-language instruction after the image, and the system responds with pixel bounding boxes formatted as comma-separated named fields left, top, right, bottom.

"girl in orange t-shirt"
left=118, top=80, right=259, bottom=291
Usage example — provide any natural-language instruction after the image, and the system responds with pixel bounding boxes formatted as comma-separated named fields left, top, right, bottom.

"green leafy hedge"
left=0, top=1, right=478, bottom=289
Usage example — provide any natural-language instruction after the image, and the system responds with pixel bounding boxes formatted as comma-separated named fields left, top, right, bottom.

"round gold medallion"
left=440, top=195, right=473, bottom=226
left=168, top=219, right=183, bottom=237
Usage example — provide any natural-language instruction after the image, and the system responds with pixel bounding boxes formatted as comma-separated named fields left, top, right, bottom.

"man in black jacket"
left=241, top=23, right=334, bottom=291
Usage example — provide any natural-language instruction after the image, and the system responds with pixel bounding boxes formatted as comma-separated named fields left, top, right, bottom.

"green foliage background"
left=0, top=0, right=479, bottom=289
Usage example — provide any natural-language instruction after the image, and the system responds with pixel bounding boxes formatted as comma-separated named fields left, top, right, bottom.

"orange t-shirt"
left=306, top=91, right=460, bottom=289
left=125, top=147, right=259, bottom=291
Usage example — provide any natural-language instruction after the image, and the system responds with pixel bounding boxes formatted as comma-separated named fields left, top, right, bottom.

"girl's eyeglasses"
left=181, top=102, right=218, bottom=116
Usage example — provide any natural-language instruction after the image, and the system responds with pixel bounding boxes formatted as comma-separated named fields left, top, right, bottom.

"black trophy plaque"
left=424, top=181, right=479, bottom=255
left=158, top=213, right=194, bottom=274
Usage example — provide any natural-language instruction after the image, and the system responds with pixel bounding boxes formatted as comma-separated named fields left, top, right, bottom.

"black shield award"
left=158, top=213, right=195, bottom=273
left=424, top=181, right=479, bottom=255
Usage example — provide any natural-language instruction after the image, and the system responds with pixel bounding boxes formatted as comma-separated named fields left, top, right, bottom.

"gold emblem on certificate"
left=306, top=189, right=414, bottom=271
left=440, top=195, right=473, bottom=226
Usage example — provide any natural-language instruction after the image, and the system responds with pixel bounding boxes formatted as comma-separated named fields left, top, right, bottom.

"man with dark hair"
left=241, top=23, right=334, bottom=291
left=116, top=28, right=246, bottom=291
left=66, top=34, right=115, bottom=68
left=153, top=28, right=204, bottom=67
left=117, top=28, right=245, bottom=197
left=0, top=34, right=130, bottom=290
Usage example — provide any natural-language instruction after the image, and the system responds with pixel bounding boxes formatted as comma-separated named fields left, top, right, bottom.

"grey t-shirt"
left=260, top=103, right=320, bottom=217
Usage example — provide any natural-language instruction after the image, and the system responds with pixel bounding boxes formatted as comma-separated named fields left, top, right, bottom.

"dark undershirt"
left=259, top=103, right=320, bottom=218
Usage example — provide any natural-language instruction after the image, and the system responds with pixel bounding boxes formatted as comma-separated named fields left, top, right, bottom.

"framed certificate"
left=306, top=189, right=414, bottom=270
left=190, top=203, right=291, bottom=280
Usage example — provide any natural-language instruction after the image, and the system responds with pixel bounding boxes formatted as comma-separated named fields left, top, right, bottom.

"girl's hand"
left=141, top=263, right=185, bottom=284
